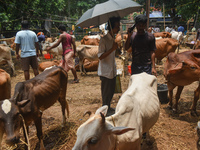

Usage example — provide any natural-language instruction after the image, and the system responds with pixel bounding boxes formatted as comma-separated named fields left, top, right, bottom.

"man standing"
left=37, top=32, right=45, bottom=56
left=46, top=24, right=79, bottom=83
left=98, top=16, right=120, bottom=113
left=125, top=14, right=157, bottom=76
left=15, top=20, right=39, bottom=80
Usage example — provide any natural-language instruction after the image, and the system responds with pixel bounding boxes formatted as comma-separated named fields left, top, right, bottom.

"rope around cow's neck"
left=111, top=116, right=119, bottom=150
left=19, top=114, right=30, bottom=150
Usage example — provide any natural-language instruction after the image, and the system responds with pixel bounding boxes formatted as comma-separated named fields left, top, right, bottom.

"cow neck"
left=111, top=116, right=119, bottom=150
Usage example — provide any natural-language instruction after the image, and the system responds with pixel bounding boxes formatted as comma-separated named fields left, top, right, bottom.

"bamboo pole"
left=0, top=37, right=15, bottom=42
left=163, top=3, right=165, bottom=30
left=146, top=0, right=150, bottom=31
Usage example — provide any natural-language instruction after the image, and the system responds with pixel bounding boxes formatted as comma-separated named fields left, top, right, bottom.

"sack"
left=115, top=75, right=122, bottom=93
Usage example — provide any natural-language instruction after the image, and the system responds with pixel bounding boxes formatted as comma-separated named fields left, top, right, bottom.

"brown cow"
left=153, top=32, right=171, bottom=38
left=0, top=45, right=15, bottom=76
left=164, top=49, right=200, bottom=116
left=0, top=69, right=11, bottom=100
left=0, top=66, right=69, bottom=149
left=155, top=38, right=179, bottom=60
left=39, top=60, right=60, bottom=71
left=81, top=36, right=100, bottom=45
left=76, top=45, right=99, bottom=74
left=75, top=59, right=99, bottom=72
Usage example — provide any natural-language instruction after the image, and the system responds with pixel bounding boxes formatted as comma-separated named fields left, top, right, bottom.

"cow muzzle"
left=6, top=135, right=20, bottom=145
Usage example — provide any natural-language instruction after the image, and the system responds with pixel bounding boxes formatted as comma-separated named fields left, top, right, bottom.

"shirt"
left=38, top=34, right=45, bottom=42
left=178, top=26, right=184, bottom=32
left=97, top=33, right=116, bottom=79
left=130, top=32, right=156, bottom=65
left=15, top=30, right=38, bottom=58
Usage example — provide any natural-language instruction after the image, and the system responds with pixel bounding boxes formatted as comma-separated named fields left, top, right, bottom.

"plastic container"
left=44, top=54, right=53, bottom=59
left=157, top=84, right=168, bottom=104
left=128, top=65, right=131, bottom=75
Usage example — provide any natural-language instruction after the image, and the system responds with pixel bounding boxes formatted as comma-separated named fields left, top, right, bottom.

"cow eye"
left=190, top=66, right=196, bottom=70
left=88, top=137, right=98, bottom=145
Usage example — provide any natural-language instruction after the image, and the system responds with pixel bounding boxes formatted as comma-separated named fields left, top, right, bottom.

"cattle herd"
left=0, top=31, right=200, bottom=149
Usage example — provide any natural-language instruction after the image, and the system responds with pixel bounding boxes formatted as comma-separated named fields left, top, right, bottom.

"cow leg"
left=174, top=86, right=184, bottom=112
left=167, top=82, right=176, bottom=109
left=7, top=60, right=15, bottom=76
left=191, top=83, right=200, bottom=116
left=58, top=97, right=68, bottom=126
left=34, top=115, right=45, bottom=150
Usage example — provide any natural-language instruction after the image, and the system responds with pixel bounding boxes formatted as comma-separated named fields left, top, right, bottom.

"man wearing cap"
left=125, top=14, right=157, bottom=76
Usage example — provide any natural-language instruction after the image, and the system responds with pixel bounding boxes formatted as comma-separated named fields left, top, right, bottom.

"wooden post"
left=146, top=0, right=150, bottom=31
left=163, top=3, right=165, bottom=30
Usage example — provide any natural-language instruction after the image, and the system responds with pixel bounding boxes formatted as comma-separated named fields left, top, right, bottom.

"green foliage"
left=0, top=0, right=199, bottom=35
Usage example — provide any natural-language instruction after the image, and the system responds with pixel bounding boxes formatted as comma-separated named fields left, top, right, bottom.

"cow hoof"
left=191, top=110, right=198, bottom=117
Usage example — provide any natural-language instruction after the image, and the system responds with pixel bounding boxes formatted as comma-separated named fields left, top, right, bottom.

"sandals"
left=73, top=79, right=79, bottom=83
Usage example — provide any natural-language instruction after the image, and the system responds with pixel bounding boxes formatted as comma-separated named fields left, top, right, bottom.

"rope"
left=111, top=116, right=119, bottom=150
left=19, top=114, right=30, bottom=150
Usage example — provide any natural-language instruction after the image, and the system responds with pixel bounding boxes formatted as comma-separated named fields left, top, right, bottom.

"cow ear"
left=95, top=105, right=108, bottom=116
left=17, top=99, right=30, bottom=107
left=168, top=63, right=183, bottom=75
left=108, top=127, right=135, bottom=135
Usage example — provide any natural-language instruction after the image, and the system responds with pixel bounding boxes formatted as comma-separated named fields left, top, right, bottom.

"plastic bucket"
left=128, top=65, right=131, bottom=74
left=44, top=54, right=53, bottom=59
left=157, top=84, right=168, bottom=104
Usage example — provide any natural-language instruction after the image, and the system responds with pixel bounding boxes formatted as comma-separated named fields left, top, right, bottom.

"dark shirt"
left=38, top=34, right=45, bottom=42
left=130, top=32, right=156, bottom=65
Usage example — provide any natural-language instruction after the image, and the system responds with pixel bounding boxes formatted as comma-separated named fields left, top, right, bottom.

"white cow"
left=171, top=31, right=183, bottom=43
left=73, top=72, right=160, bottom=150
left=76, top=45, right=99, bottom=74
left=42, top=39, right=63, bottom=59
left=0, top=45, right=15, bottom=76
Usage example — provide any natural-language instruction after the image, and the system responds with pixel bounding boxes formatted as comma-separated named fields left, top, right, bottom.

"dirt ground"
left=1, top=46, right=200, bottom=150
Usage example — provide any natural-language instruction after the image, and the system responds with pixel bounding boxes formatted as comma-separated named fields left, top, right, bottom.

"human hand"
left=46, top=47, right=50, bottom=51
left=112, top=42, right=118, bottom=50
left=16, top=54, right=20, bottom=59
left=152, top=67, right=157, bottom=77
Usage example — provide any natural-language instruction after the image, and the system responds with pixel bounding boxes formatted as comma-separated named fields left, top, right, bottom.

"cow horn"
left=13, top=92, right=20, bottom=104
left=83, top=111, right=93, bottom=117
left=17, top=99, right=30, bottom=107
left=100, top=112, right=105, bottom=124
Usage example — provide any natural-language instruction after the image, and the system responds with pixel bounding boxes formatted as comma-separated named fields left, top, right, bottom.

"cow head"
left=0, top=95, right=30, bottom=146
left=72, top=106, right=134, bottom=150
left=165, top=59, right=200, bottom=86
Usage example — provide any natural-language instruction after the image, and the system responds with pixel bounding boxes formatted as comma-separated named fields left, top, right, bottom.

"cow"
left=0, top=45, right=15, bottom=76
left=81, top=36, right=100, bottom=45
left=171, top=31, right=183, bottom=44
left=75, top=59, right=99, bottom=72
left=164, top=49, right=200, bottom=116
left=155, top=38, right=179, bottom=60
left=38, top=60, right=60, bottom=71
left=76, top=45, right=99, bottom=74
left=42, top=39, right=63, bottom=59
left=115, top=34, right=128, bottom=55
left=0, top=66, right=69, bottom=149
left=153, top=32, right=171, bottom=38
left=72, top=72, right=160, bottom=150
left=0, top=69, right=11, bottom=100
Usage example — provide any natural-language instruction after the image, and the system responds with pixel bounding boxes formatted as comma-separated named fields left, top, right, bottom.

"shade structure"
left=76, top=0, right=142, bottom=28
